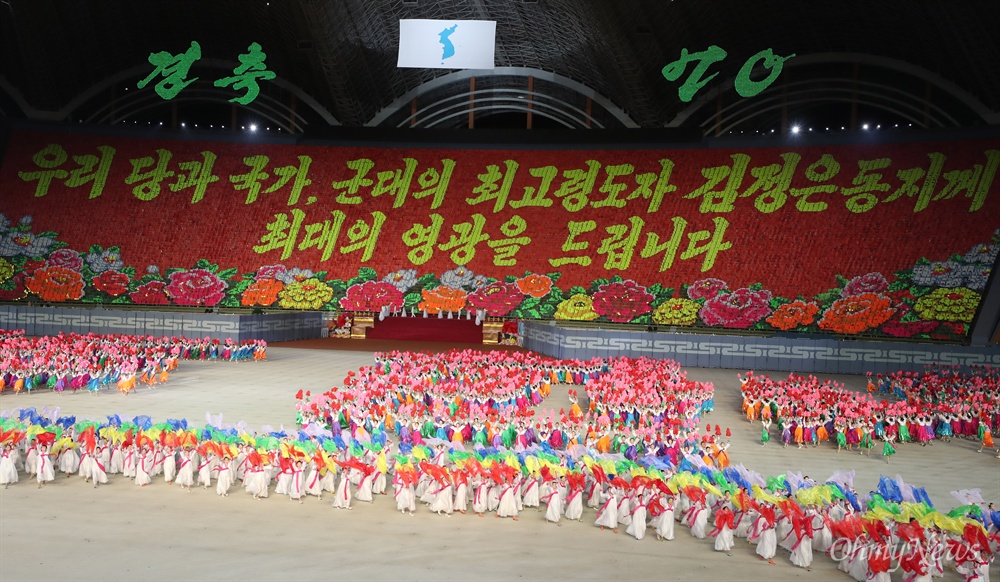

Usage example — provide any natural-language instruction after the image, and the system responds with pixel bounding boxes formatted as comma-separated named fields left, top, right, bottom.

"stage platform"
left=365, top=315, right=483, bottom=343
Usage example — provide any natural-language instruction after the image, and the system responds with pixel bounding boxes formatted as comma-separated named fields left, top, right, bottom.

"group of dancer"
left=3, top=345, right=998, bottom=579
left=295, top=351, right=727, bottom=470
left=740, top=371, right=1000, bottom=461
left=871, top=367, right=1000, bottom=443
left=2, top=403, right=997, bottom=579
left=0, top=330, right=267, bottom=395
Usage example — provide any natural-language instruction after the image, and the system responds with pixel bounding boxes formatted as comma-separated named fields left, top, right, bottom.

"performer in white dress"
left=543, top=476, right=565, bottom=526
left=58, top=445, right=80, bottom=477
left=625, top=493, right=648, bottom=540
left=472, top=476, right=489, bottom=517
left=711, top=505, right=735, bottom=555
left=215, top=456, right=235, bottom=497
left=428, top=476, right=454, bottom=516
left=393, top=469, right=416, bottom=515
left=163, top=448, right=177, bottom=484
left=655, top=494, right=676, bottom=541
left=122, top=445, right=136, bottom=479
left=288, top=460, right=305, bottom=503
left=452, top=471, right=469, bottom=514
left=331, top=469, right=352, bottom=509
left=134, top=447, right=153, bottom=487
left=749, top=506, right=778, bottom=564
left=175, top=449, right=196, bottom=491
left=687, top=501, right=709, bottom=539
left=355, top=465, right=375, bottom=503
left=244, top=462, right=269, bottom=500
left=521, top=475, right=540, bottom=510
left=78, top=449, right=94, bottom=482
left=594, top=487, right=618, bottom=533
left=197, top=453, right=214, bottom=490
left=109, top=444, right=124, bottom=475
left=495, top=478, right=519, bottom=520
left=35, top=445, right=55, bottom=487
left=90, top=449, right=108, bottom=488
left=0, top=444, right=19, bottom=487
left=563, top=477, right=584, bottom=521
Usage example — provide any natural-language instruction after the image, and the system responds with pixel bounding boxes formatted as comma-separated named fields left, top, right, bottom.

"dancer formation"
left=297, top=351, right=719, bottom=465
left=1, top=344, right=997, bottom=578
left=740, top=370, right=1000, bottom=460
left=0, top=330, right=267, bottom=395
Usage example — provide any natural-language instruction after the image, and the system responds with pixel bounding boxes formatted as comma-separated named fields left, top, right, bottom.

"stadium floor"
left=1, top=340, right=997, bottom=581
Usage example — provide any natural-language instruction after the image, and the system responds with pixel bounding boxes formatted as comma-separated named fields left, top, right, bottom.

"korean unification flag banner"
left=397, top=19, right=496, bottom=69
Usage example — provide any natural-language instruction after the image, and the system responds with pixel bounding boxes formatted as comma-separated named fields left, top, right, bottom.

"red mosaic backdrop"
left=0, top=128, right=996, bottom=340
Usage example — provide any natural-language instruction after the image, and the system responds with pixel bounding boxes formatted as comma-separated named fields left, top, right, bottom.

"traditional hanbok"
left=595, top=489, right=618, bottom=530
left=751, top=517, right=777, bottom=561
left=626, top=500, right=648, bottom=540
left=564, top=486, right=584, bottom=521
left=790, top=533, right=813, bottom=569
left=617, top=494, right=633, bottom=526
left=687, top=504, right=709, bottom=538
left=78, top=451, right=94, bottom=481
left=393, top=473, right=416, bottom=514
left=134, top=450, right=152, bottom=486
left=36, top=449, right=55, bottom=484
left=543, top=483, right=565, bottom=524
left=24, top=446, right=37, bottom=476
left=163, top=450, right=177, bottom=483
left=288, top=466, right=304, bottom=501
left=453, top=478, right=469, bottom=513
left=122, top=448, right=136, bottom=479
left=428, top=481, right=453, bottom=515
left=305, top=466, right=331, bottom=499
left=656, top=501, right=675, bottom=540
left=109, top=446, right=124, bottom=474
left=91, top=454, right=108, bottom=486
left=472, top=480, right=489, bottom=515
left=356, top=469, right=375, bottom=502
left=331, top=471, right=352, bottom=509
left=0, top=449, right=19, bottom=486
left=274, top=467, right=292, bottom=496
left=216, top=459, right=235, bottom=496
left=244, top=466, right=269, bottom=499
left=175, top=452, right=195, bottom=488
left=712, top=509, right=735, bottom=553
left=196, top=455, right=213, bottom=489
left=521, top=477, right=540, bottom=509
left=495, top=483, right=519, bottom=518
left=58, top=447, right=80, bottom=476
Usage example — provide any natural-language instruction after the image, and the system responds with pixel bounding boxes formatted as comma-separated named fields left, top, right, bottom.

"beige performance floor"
left=1, top=341, right=997, bottom=582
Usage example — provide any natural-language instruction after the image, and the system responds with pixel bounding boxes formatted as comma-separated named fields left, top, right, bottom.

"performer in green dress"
left=882, top=434, right=897, bottom=463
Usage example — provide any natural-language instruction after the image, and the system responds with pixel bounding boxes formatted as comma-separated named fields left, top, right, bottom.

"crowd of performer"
left=295, top=351, right=723, bottom=468
left=2, top=346, right=998, bottom=579
left=0, top=330, right=267, bottom=395
left=740, top=371, right=1000, bottom=460
left=1, top=406, right=997, bottom=579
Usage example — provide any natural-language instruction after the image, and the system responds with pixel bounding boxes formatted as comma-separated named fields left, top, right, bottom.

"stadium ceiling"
left=1, top=0, right=998, bottom=135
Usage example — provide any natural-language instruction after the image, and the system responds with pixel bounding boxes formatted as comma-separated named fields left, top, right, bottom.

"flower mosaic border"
left=0, top=214, right=995, bottom=342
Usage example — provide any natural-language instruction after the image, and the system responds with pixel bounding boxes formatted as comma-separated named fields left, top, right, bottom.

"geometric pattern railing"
left=523, top=322, right=1000, bottom=375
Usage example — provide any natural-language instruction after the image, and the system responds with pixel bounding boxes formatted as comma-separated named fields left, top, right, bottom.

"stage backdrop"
left=0, top=127, right=997, bottom=342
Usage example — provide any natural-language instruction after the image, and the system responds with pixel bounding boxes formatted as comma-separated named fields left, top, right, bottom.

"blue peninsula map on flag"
left=397, top=19, right=495, bottom=69
left=439, top=24, right=458, bottom=62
